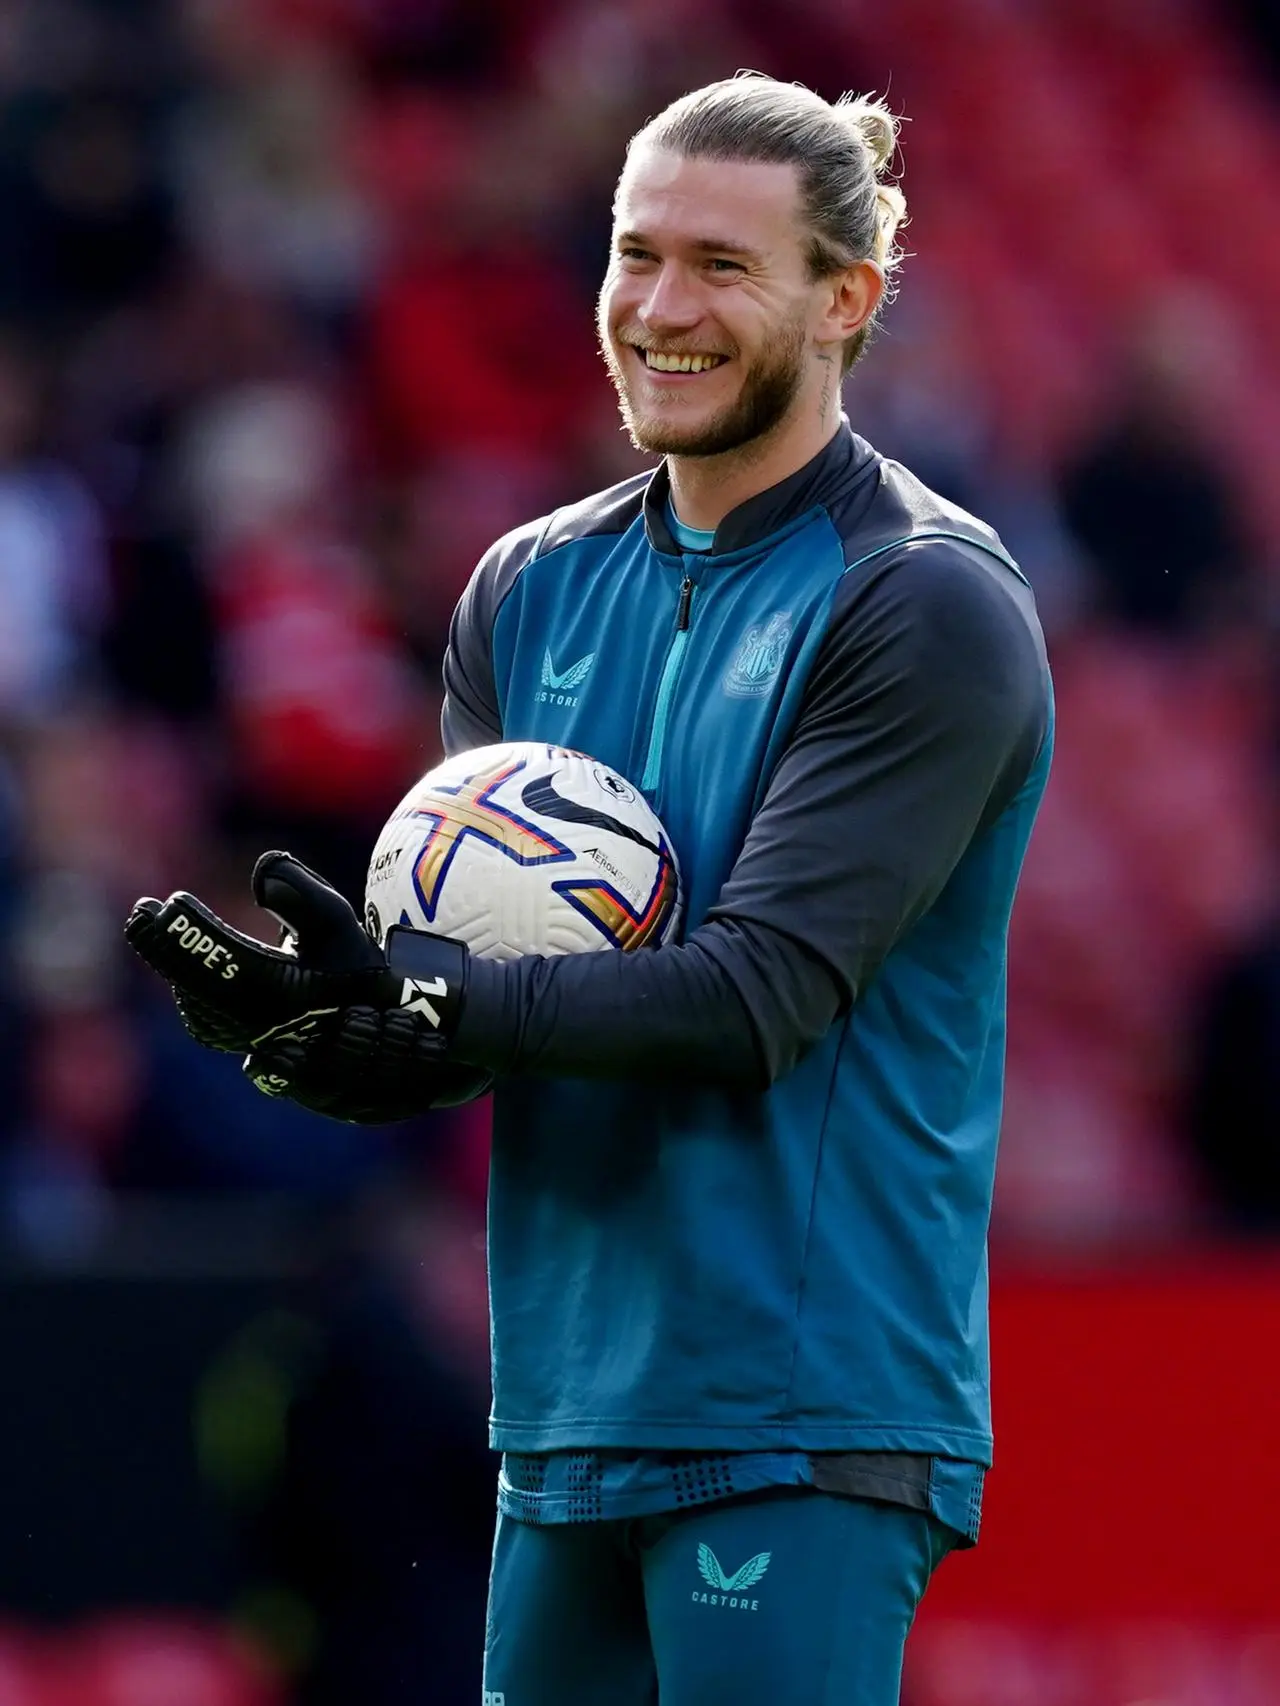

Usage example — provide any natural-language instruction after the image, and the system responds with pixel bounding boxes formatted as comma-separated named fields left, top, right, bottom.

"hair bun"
left=842, top=97, right=899, bottom=176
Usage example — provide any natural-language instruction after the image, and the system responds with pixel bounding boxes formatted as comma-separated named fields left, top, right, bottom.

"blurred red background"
left=0, top=0, right=1274, bottom=1700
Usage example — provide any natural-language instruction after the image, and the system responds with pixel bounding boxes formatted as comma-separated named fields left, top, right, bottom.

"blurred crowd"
left=0, top=0, right=1275, bottom=1255
left=0, top=0, right=1275, bottom=1698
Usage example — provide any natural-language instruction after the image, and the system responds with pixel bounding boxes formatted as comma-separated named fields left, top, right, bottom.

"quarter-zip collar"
left=642, top=419, right=879, bottom=557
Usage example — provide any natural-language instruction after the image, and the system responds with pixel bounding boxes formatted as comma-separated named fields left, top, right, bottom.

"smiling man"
left=127, top=74, right=1053, bottom=1706
left=598, top=140, right=880, bottom=487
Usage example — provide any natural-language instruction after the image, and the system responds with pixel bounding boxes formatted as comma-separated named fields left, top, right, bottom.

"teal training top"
left=441, top=423, right=1053, bottom=1470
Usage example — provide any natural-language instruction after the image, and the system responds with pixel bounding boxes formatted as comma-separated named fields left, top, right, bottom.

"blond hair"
left=631, top=74, right=907, bottom=372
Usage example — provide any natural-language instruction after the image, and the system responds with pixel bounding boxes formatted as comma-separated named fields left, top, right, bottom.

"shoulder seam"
left=845, top=529, right=1026, bottom=585
left=537, top=469, right=652, bottom=558
left=529, top=509, right=559, bottom=565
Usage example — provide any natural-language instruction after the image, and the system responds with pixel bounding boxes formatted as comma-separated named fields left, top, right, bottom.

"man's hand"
left=245, top=1003, right=493, bottom=1123
left=125, top=854, right=486, bottom=1119
left=125, top=852, right=403, bottom=1052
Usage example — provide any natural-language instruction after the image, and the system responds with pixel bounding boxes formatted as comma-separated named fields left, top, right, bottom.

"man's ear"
left=819, top=259, right=884, bottom=347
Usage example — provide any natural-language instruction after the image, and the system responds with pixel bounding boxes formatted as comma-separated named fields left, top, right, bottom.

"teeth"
left=644, top=351, right=723, bottom=373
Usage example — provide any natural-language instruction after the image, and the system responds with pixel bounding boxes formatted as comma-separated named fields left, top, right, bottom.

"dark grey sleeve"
left=440, top=522, right=542, bottom=755
left=453, top=541, right=1051, bottom=1088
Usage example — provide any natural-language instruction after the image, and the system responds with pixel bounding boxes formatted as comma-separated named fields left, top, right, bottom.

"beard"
left=598, top=302, right=809, bottom=459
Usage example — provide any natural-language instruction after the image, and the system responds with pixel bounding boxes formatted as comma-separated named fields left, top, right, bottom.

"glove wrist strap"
left=383, top=927, right=469, bottom=1037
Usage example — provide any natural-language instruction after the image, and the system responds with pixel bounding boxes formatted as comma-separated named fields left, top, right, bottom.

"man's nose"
left=636, top=264, right=702, bottom=332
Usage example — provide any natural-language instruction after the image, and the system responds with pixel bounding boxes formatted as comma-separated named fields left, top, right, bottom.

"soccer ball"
left=364, top=742, right=681, bottom=960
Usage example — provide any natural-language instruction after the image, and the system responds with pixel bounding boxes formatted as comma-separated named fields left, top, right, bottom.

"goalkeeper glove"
left=125, top=852, right=490, bottom=1119
left=243, top=991, right=489, bottom=1122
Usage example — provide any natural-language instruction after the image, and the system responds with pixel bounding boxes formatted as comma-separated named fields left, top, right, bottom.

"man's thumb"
left=251, top=851, right=384, bottom=973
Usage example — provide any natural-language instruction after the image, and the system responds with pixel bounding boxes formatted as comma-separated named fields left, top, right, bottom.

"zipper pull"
left=676, top=577, right=694, bottom=631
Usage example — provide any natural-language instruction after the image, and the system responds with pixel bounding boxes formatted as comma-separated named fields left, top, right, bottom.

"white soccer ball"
left=364, top=742, right=681, bottom=960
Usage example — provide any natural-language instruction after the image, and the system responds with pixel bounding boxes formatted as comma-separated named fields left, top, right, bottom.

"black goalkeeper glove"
left=125, top=853, right=490, bottom=1120
left=126, top=850, right=394, bottom=1052
left=243, top=917, right=495, bottom=1121
left=243, top=993, right=490, bottom=1122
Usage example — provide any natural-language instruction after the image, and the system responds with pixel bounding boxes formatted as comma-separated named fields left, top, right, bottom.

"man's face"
left=597, top=146, right=827, bottom=459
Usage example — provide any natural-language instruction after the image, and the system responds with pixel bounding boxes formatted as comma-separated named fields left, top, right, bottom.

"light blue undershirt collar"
left=665, top=499, right=716, bottom=554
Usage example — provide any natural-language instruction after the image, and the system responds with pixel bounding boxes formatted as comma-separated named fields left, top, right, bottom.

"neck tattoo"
left=817, top=353, right=835, bottom=424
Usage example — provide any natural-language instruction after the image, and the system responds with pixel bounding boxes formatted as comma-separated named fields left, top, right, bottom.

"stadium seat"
left=57, top=1617, right=282, bottom=1706
left=0, top=1629, right=59, bottom=1706
left=906, top=1616, right=1280, bottom=1706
